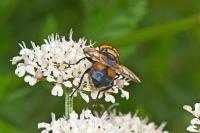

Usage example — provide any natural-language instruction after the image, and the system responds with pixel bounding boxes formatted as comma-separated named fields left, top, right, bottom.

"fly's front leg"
left=66, top=57, right=93, bottom=66
left=70, top=68, right=91, bottom=97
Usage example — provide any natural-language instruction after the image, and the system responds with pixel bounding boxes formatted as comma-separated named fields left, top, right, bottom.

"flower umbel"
left=38, top=109, right=168, bottom=133
left=183, top=103, right=200, bottom=132
left=11, top=30, right=131, bottom=103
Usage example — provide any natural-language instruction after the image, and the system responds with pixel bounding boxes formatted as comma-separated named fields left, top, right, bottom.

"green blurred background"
left=1, top=0, right=200, bottom=132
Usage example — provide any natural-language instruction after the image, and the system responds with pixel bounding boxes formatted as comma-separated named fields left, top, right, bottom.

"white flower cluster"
left=11, top=30, right=130, bottom=103
left=183, top=103, right=200, bottom=132
left=38, top=109, right=168, bottom=133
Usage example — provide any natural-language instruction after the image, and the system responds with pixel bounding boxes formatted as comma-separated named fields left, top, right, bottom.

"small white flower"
left=105, top=93, right=115, bottom=103
left=15, top=64, right=26, bottom=77
left=52, top=84, right=63, bottom=96
left=47, top=76, right=55, bottom=82
left=184, top=103, right=200, bottom=132
left=63, top=81, right=72, bottom=88
left=72, top=78, right=80, bottom=86
left=191, top=118, right=200, bottom=125
left=26, top=65, right=35, bottom=75
left=11, top=56, right=23, bottom=65
left=120, top=89, right=129, bottom=100
left=187, top=125, right=199, bottom=132
left=38, top=122, right=51, bottom=131
left=80, top=92, right=89, bottom=103
left=38, top=109, right=168, bottom=133
left=70, top=111, right=78, bottom=120
left=24, top=75, right=37, bottom=86
left=91, top=91, right=103, bottom=100
left=91, top=91, right=98, bottom=99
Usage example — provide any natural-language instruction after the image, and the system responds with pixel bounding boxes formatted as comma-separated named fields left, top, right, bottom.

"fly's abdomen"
left=90, top=69, right=113, bottom=88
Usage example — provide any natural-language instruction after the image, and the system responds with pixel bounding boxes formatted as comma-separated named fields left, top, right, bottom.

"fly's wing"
left=112, top=64, right=141, bottom=83
left=84, top=47, right=141, bottom=83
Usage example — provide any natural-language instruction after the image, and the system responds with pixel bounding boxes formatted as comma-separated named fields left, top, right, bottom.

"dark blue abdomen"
left=90, top=69, right=113, bottom=88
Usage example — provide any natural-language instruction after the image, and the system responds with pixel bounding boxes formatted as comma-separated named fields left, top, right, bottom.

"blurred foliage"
left=0, top=0, right=200, bottom=132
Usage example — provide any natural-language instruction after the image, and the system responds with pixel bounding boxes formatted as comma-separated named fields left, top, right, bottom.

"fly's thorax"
left=99, top=44, right=119, bottom=63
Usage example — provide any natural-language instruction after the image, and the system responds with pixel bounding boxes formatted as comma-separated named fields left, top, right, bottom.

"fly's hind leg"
left=96, top=74, right=120, bottom=99
left=96, top=84, right=113, bottom=99
left=92, top=85, right=113, bottom=107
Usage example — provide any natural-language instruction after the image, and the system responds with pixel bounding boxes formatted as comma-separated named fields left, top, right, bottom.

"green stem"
left=65, top=89, right=73, bottom=119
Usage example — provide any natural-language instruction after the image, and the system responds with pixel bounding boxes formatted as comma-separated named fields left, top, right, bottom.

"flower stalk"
left=65, top=89, right=73, bottom=119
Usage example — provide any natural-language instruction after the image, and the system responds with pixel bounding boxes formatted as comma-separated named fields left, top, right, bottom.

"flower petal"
left=46, top=76, right=56, bottom=82
left=70, top=111, right=78, bottom=120
left=194, top=103, right=200, bottom=117
left=24, top=75, right=37, bottom=86
left=72, top=78, right=80, bottom=86
left=91, top=91, right=98, bottom=99
left=187, top=125, right=199, bottom=132
left=26, top=65, right=35, bottom=75
left=191, top=118, right=200, bottom=125
left=120, top=89, right=129, bottom=100
left=105, top=93, right=115, bottom=103
left=11, top=56, right=23, bottom=65
left=15, top=65, right=26, bottom=77
left=63, top=81, right=72, bottom=88
left=51, top=84, right=63, bottom=96
left=183, top=105, right=193, bottom=116
left=80, top=92, right=89, bottom=103
left=38, top=122, right=51, bottom=130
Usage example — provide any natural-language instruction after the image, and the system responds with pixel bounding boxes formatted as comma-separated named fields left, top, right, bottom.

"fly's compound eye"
left=101, top=48, right=107, bottom=53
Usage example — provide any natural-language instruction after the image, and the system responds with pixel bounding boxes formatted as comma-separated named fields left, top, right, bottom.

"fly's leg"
left=95, top=73, right=120, bottom=99
left=66, top=57, right=93, bottom=66
left=70, top=68, right=91, bottom=97
left=92, top=85, right=113, bottom=107
left=96, top=84, right=113, bottom=99
left=114, top=74, right=120, bottom=80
